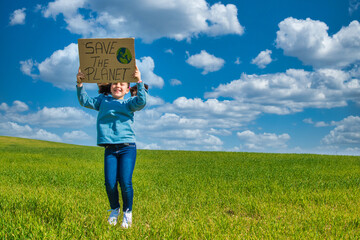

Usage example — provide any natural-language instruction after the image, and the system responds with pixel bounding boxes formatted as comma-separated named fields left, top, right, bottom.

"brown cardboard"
left=78, top=38, right=136, bottom=83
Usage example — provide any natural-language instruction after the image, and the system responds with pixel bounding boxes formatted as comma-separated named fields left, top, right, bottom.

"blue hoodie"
left=77, top=82, right=147, bottom=145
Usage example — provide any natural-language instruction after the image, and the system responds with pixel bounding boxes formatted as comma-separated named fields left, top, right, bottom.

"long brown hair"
left=98, top=83, right=111, bottom=95
left=130, top=83, right=149, bottom=96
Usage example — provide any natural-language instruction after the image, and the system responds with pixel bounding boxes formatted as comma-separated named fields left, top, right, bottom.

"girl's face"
left=110, top=82, right=129, bottom=99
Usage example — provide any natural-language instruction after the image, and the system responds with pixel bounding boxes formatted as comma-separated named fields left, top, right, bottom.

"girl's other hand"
left=134, top=65, right=142, bottom=83
left=77, top=68, right=85, bottom=87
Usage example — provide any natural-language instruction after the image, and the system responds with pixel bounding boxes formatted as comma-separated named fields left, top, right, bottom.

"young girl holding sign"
left=76, top=66, right=147, bottom=228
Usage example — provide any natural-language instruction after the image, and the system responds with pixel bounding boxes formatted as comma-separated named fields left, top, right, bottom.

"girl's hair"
left=98, top=82, right=130, bottom=95
left=98, top=83, right=111, bottom=95
left=130, top=83, right=149, bottom=96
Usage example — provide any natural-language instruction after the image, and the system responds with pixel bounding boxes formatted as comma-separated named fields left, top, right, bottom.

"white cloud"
left=137, top=142, right=161, bottom=150
left=186, top=50, right=225, bottom=74
left=34, top=129, right=62, bottom=142
left=133, top=95, right=263, bottom=151
left=136, top=57, right=164, bottom=88
left=165, top=49, right=174, bottom=55
left=0, top=103, right=9, bottom=112
left=134, top=109, right=229, bottom=151
left=349, top=0, right=360, bottom=14
left=205, top=3, right=244, bottom=37
left=303, top=118, right=314, bottom=124
left=132, top=63, right=359, bottom=152
left=42, top=0, right=85, bottom=18
left=208, top=128, right=232, bottom=136
left=0, top=122, right=32, bottom=135
left=303, top=118, right=334, bottom=127
left=9, top=8, right=26, bottom=26
left=0, top=99, right=99, bottom=145
left=1, top=105, right=95, bottom=128
left=63, top=130, right=91, bottom=140
left=20, top=59, right=37, bottom=79
left=169, top=97, right=259, bottom=124
left=321, top=116, right=360, bottom=147
left=251, top=49, right=273, bottom=69
left=0, top=122, right=62, bottom=142
left=276, top=17, right=360, bottom=69
left=234, top=57, right=242, bottom=65
left=134, top=63, right=359, bottom=152
left=205, top=68, right=360, bottom=114
left=237, top=130, right=290, bottom=151
left=41, top=0, right=244, bottom=42
left=136, top=112, right=209, bottom=131
left=147, top=95, right=165, bottom=107
left=34, top=4, right=43, bottom=12
left=0, top=101, right=29, bottom=113
left=149, top=128, right=223, bottom=150
left=170, top=79, right=182, bottom=86
left=26, top=107, right=95, bottom=128
left=131, top=63, right=360, bottom=152
left=346, top=147, right=360, bottom=154
left=20, top=43, right=81, bottom=90
left=0, top=100, right=97, bottom=144
left=12, top=101, right=29, bottom=112
left=314, top=121, right=331, bottom=127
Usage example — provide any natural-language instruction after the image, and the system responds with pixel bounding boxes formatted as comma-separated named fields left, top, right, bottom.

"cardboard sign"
left=78, top=38, right=136, bottom=83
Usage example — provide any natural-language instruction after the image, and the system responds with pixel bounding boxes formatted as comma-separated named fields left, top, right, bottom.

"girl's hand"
left=133, top=65, right=142, bottom=83
left=77, top=68, right=85, bottom=87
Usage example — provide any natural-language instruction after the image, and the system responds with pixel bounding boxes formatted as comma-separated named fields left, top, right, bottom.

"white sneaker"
left=121, top=210, right=132, bottom=228
left=108, top=208, right=120, bottom=226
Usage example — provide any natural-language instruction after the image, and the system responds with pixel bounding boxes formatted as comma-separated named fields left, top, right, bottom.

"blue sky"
left=1, top=0, right=360, bottom=155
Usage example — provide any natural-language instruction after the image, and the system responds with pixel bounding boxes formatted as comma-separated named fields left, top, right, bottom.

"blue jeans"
left=104, top=143, right=136, bottom=211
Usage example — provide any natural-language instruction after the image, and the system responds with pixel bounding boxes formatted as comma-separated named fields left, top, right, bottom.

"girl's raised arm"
left=76, top=68, right=103, bottom=111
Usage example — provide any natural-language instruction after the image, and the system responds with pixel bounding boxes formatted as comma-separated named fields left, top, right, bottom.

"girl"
left=76, top=66, right=147, bottom=228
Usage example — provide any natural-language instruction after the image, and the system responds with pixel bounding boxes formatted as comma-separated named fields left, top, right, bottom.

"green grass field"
left=1, top=136, right=360, bottom=239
